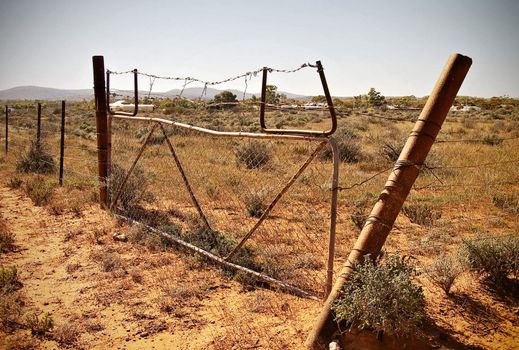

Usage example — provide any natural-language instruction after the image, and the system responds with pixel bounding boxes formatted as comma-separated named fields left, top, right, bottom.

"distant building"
left=450, top=105, right=481, bottom=112
left=303, top=102, right=327, bottom=110
left=109, top=100, right=154, bottom=112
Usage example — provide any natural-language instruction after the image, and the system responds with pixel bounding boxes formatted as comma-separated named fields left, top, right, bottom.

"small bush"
left=181, top=227, right=258, bottom=273
left=492, top=192, right=519, bottom=214
left=109, top=163, right=155, bottom=210
left=322, top=129, right=362, bottom=163
left=24, top=176, right=55, bottom=206
left=462, top=117, right=475, bottom=129
left=381, top=140, right=403, bottom=162
left=128, top=225, right=176, bottom=252
left=16, top=141, right=56, bottom=174
left=350, top=207, right=368, bottom=231
left=235, top=141, right=271, bottom=169
left=25, top=312, right=54, bottom=337
left=402, top=203, right=441, bottom=226
left=0, top=218, right=16, bottom=254
left=0, top=293, right=23, bottom=329
left=6, top=176, right=22, bottom=189
left=333, top=255, right=425, bottom=336
left=99, top=252, right=124, bottom=273
left=0, top=266, right=21, bottom=294
left=482, top=133, right=503, bottom=146
left=461, top=234, right=519, bottom=283
left=53, top=323, right=80, bottom=346
left=424, top=253, right=463, bottom=295
left=244, top=190, right=267, bottom=218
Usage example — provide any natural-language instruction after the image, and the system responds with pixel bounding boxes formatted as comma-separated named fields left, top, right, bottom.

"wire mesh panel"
left=2, top=102, right=98, bottom=188
left=109, top=117, right=338, bottom=299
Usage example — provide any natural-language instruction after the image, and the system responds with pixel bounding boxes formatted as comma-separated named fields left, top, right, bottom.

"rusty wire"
left=107, top=62, right=316, bottom=86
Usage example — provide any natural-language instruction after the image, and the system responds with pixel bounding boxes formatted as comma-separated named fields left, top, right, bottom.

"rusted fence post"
left=305, top=53, right=472, bottom=349
left=4, top=105, right=8, bottom=155
left=93, top=56, right=110, bottom=208
left=37, top=102, right=42, bottom=144
left=59, top=100, right=66, bottom=186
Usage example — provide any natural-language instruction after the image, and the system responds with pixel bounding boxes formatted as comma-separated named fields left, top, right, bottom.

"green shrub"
left=402, top=203, right=441, bottom=226
left=482, top=133, right=503, bottom=146
left=0, top=293, right=23, bottom=329
left=181, top=227, right=259, bottom=273
left=109, top=163, right=155, bottom=210
left=128, top=225, right=177, bottom=252
left=24, top=176, right=55, bottom=206
left=321, top=128, right=362, bottom=163
left=381, top=140, right=403, bottom=162
left=0, top=266, right=21, bottom=294
left=461, top=234, right=519, bottom=283
left=25, top=312, right=54, bottom=337
left=235, top=141, right=271, bottom=169
left=244, top=190, right=267, bottom=218
left=332, top=255, right=425, bottom=336
left=6, top=176, right=22, bottom=189
left=424, top=253, right=463, bottom=295
left=16, top=141, right=56, bottom=174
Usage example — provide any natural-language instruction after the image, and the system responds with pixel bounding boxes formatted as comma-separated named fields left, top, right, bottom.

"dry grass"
left=2, top=101, right=519, bottom=348
left=52, top=322, right=81, bottom=347
left=25, top=312, right=54, bottom=337
left=23, top=175, right=55, bottom=206
left=0, top=215, right=15, bottom=254
left=424, top=253, right=464, bottom=295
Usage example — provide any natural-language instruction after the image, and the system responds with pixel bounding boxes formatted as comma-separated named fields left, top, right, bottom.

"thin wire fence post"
left=37, top=102, right=42, bottom=144
left=4, top=105, right=8, bottom=156
left=59, top=100, right=66, bottom=186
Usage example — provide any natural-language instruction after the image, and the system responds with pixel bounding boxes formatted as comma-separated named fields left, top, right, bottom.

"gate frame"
left=93, top=55, right=340, bottom=299
left=110, top=114, right=340, bottom=299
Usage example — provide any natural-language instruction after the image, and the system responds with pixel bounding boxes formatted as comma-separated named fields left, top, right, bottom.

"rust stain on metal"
left=305, top=53, right=473, bottom=349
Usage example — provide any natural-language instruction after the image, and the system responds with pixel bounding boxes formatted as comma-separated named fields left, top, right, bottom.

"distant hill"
left=0, top=86, right=307, bottom=101
left=0, top=86, right=93, bottom=100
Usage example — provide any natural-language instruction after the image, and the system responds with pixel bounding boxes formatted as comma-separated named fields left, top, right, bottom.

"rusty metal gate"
left=96, top=58, right=340, bottom=301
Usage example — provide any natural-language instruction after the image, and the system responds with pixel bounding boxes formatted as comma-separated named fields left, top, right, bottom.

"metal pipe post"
left=59, top=100, right=66, bottom=186
left=305, top=53, right=472, bottom=349
left=37, top=102, right=42, bottom=144
left=93, top=56, right=110, bottom=208
left=259, top=67, right=268, bottom=129
left=4, top=105, right=8, bottom=155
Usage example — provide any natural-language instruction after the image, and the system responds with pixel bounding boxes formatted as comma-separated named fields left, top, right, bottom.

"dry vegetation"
left=0, top=98, right=518, bottom=349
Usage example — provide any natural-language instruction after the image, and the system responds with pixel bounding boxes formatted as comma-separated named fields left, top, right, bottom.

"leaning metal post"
left=305, top=53, right=472, bottom=349
left=93, top=56, right=110, bottom=209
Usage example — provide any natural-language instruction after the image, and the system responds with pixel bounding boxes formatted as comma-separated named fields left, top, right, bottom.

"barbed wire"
left=335, top=157, right=519, bottom=193
left=107, top=62, right=316, bottom=87
left=413, top=180, right=517, bottom=191
left=436, top=136, right=519, bottom=144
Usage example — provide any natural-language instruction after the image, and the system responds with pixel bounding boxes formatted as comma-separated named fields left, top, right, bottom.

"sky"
left=0, top=0, right=518, bottom=97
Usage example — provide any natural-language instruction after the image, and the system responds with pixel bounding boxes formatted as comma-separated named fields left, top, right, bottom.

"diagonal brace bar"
left=110, top=122, right=158, bottom=209
left=225, top=141, right=328, bottom=261
left=158, top=123, right=212, bottom=231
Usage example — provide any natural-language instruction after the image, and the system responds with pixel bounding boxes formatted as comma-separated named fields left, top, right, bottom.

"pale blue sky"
left=0, top=0, right=518, bottom=97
